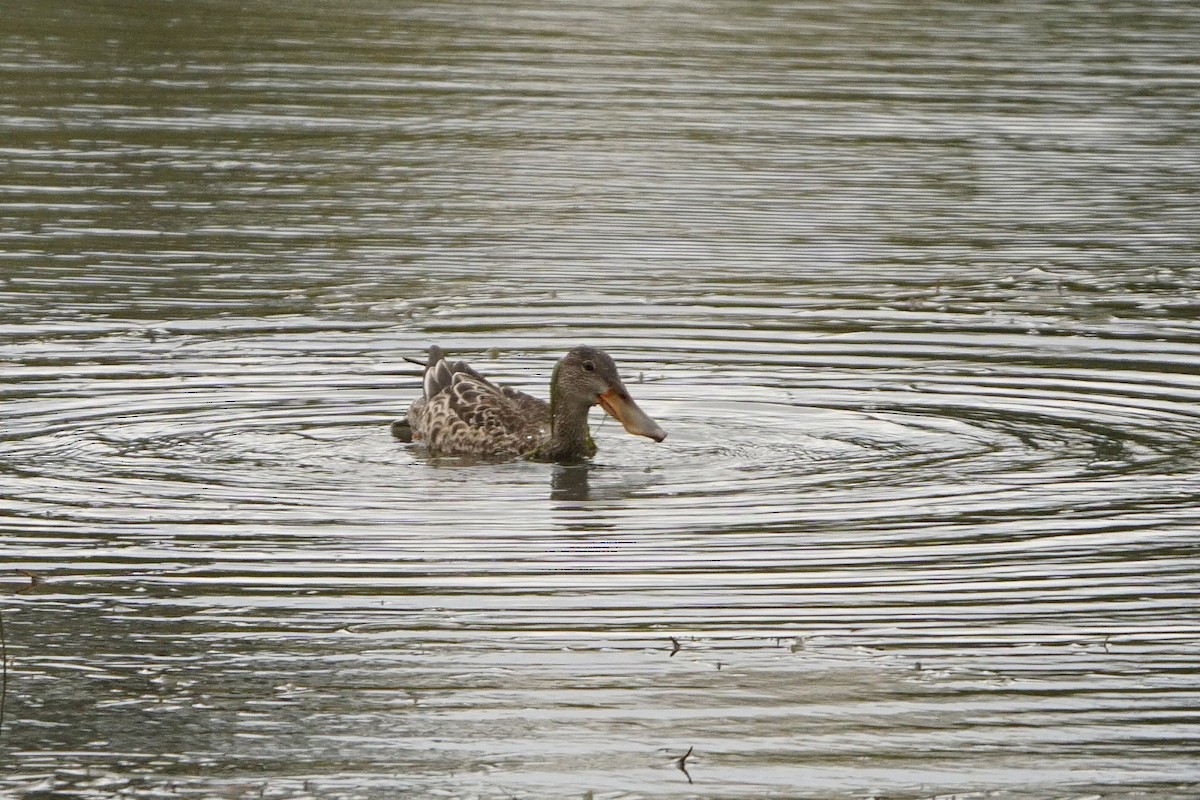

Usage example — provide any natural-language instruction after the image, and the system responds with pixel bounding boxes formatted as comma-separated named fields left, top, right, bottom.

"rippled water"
left=3, top=1, right=1200, bottom=798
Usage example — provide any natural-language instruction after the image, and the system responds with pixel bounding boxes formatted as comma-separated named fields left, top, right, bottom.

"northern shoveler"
left=392, top=345, right=667, bottom=461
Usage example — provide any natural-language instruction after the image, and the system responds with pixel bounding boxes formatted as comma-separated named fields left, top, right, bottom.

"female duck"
left=393, top=345, right=666, bottom=461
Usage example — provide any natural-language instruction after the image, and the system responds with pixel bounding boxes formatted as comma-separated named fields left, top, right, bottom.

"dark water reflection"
left=3, top=0, right=1200, bottom=798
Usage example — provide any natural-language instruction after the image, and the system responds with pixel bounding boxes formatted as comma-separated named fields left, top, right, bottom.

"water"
left=2, top=1, right=1200, bottom=798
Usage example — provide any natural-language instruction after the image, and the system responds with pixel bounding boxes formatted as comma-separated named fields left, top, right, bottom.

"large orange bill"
left=598, top=387, right=667, bottom=442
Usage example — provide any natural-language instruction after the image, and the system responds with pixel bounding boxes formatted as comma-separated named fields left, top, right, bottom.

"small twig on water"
left=16, top=570, right=42, bottom=594
left=674, top=745, right=694, bottom=784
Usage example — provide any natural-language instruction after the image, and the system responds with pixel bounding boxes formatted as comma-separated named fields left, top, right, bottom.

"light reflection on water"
left=3, top=0, right=1200, bottom=798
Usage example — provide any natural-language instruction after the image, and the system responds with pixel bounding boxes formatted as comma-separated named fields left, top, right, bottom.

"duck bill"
left=598, top=387, right=667, bottom=442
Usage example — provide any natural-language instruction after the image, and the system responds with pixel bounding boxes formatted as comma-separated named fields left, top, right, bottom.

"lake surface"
left=2, top=1, right=1199, bottom=798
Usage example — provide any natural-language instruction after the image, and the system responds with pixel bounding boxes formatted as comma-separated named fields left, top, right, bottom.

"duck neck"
left=546, top=393, right=595, bottom=459
left=524, top=363, right=598, bottom=463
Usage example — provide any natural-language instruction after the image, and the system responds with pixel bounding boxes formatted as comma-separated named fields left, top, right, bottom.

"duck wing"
left=407, top=348, right=550, bottom=456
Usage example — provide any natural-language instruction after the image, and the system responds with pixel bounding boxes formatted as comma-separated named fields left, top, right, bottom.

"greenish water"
left=2, top=1, right=1199, bottom=798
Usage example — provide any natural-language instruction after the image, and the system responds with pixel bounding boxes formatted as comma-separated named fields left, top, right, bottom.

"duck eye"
left=582, top=360, right=595, bottom=372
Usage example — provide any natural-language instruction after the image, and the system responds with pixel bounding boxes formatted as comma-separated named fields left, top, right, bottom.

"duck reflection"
left=549, top=462, right=663, bottom=504
left=550, top=462, right=593, bottom=501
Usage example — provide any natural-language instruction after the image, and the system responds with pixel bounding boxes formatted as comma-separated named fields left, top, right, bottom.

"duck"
left=392, top=345, right=666, bottom=461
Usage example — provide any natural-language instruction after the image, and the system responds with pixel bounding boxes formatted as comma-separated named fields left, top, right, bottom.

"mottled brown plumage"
left=392, top=345, right=667, bottom=462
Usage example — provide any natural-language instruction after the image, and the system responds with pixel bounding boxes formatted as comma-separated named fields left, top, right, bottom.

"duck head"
left=552, top=345, right=667, bottom=443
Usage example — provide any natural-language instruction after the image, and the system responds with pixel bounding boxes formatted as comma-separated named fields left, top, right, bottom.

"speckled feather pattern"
left=407, top=357, right=551, bottom=457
